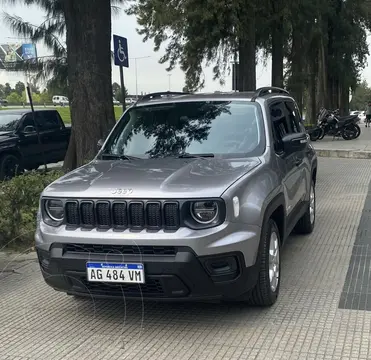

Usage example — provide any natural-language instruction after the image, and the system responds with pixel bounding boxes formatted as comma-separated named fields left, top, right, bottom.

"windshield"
left=0, top=114, right=21, bottom=132
left=103, top=101, right=265, bottom=159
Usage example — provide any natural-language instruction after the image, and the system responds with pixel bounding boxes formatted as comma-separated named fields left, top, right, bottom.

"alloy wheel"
left=268, top=231, right=280, bottom=292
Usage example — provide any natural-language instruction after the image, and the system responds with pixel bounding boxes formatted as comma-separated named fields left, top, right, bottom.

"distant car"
left=359, top=111, right=366, bottom=123
left=0, top=99, right=8, bottom=106
left=113, top=98, right=120, bottom=105
left=52, top=95, right=69, bottom=106
left=125, top=97, right=136, bottom=104
left=350, top=110, right=365, bottom=123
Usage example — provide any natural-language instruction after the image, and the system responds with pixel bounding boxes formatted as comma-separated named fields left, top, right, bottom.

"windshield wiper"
left=100, top=153, right=141, bottom=161
left=177, top=153, right=215, bottom=158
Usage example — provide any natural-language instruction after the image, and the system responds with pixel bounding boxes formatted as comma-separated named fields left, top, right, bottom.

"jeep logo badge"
left=111, top=188, right=133, bottom=195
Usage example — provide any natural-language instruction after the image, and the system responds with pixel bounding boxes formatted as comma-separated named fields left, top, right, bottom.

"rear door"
left=35, top=111, right=66, bottom=163
left=269, top=100, right=303, bottom=217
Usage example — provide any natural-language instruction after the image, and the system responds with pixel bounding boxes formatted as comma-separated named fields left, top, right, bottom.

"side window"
left=284, top=101, right=302, bottom=133
left=269, top=101, right=288, bottom=154
left=35, top=111, right=61, bottom=130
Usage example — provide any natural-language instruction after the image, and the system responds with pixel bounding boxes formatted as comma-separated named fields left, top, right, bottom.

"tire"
left=342, top=124, right=360, bottom=140
left=247, top=219, right=281, bottom=307
left=309, top=127, right=324, bottom=141
left=294, top=180, right=315, bottom=234
left=0, top=154, right=23, bottom=181
left=318, top=127, right=326, bottom=140
left=353, top=124, right=361, bottom=139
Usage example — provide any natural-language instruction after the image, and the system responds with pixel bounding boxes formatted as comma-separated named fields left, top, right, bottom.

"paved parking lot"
left=1, top=157, right=371, bottom=360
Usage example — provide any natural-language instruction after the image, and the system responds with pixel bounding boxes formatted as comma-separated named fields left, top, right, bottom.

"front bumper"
left=36, top=244, right=259, bottom=301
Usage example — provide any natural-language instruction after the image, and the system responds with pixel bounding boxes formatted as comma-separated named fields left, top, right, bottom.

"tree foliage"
left=350, top=80, right=371, bottom=110
left=128, top=0, right=371, bottom=120
left=127, top=0, right=249, bottom=91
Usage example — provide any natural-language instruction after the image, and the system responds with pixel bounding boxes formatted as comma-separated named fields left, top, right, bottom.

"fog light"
left=204, top=256, right=238, bottom=276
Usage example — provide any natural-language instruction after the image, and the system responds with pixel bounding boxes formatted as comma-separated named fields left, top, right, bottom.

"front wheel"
left=247, top=219, right=281, bottom=307
left=318, top=127, right=326, bottom=140
left=309, top=127, right=324, bottom=141
left=342, top=124, right=360, bottom=140
left=0, top=154, right=23, bottom=181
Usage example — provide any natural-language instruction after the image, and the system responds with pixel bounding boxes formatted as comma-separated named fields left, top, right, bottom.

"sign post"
left=113, top=35, right=129, bottom=112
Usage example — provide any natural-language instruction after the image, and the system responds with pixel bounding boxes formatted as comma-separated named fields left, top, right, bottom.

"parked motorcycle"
left=310, top=108, right=360, bottom=141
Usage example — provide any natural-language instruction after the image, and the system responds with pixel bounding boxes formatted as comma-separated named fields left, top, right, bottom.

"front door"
left=17, top=114, right=41, bottom=168
left=284, top=100, right=309, bottom=203
left=269, top=100, right=303, bottom=217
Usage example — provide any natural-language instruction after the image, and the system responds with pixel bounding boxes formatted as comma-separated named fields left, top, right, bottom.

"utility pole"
left=130, top=56, right=151, bottom=99
left=168, top=74, right=172, bottom=91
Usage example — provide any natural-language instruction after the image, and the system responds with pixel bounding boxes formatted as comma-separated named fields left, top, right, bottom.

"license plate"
left=86, top=262, right=145, bottom=284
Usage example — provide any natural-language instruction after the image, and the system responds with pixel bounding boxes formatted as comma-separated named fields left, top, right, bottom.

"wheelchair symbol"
left=117, top=39, right=127, bottom=63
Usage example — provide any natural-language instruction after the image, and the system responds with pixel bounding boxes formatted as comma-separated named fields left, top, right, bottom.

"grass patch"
left=0, top=106, right=124, bottom=123
left=56, top=106, right=123, bottom=123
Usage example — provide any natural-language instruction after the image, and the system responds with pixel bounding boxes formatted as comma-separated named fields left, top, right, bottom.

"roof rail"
left=251, top=87, right=289, bottom=101
left=136, top=91, right=191, bottom=102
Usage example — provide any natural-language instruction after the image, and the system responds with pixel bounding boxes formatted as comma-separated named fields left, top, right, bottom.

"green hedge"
left=0, top=170, right=63, bottom=250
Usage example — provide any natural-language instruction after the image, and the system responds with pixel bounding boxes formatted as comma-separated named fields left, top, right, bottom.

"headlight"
left=44, top=199, right=64, bottom=223
left=191, top=201, right=219, bottom=224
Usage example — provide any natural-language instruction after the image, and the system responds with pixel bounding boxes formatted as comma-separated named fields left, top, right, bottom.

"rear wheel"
left=246, top=219, right=281, bottom=307
left=353, top=124, right=361, bottom=139
left=0, top=154, right=23, bottom=181
left=295, top=180, right=315, bottom=234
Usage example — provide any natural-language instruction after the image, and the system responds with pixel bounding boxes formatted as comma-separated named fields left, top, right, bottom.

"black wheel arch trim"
left=0, top=148, right=23, bottom=162
left=261, top=192, right=286, bottom=244
left=311, top=162, right=318, bottom=185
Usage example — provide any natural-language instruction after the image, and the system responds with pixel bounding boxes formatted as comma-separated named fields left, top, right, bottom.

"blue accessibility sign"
left=113, top=35, right=129, bottom=68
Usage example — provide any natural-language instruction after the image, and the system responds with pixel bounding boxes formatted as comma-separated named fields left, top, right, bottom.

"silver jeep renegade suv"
left=35, top=87, right=317, bottom=306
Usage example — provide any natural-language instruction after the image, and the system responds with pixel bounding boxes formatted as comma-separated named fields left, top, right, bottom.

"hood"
left=0, top=131, right=15, bottom=137
left=0, top=131, right=17, bottom=144
left=43, top=157, right=261, bottom=199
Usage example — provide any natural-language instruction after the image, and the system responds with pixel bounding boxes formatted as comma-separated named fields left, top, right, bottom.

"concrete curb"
left=315, top=149, right=371, bottom=159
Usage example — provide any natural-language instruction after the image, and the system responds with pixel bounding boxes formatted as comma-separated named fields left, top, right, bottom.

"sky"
left=1, top=3, right=371, bottom=96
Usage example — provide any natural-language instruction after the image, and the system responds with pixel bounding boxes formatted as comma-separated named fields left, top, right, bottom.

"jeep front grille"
left=64, top=200, right=180, bottom=231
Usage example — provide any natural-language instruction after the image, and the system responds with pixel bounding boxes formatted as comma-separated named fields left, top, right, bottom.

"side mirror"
left=97, top=139, right=104, bottom=151
left=282, top=133, right=308, bottom=154
left=23, top=125, right=36, bottom=134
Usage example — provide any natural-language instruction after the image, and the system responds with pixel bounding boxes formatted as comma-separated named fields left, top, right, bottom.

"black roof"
left=0, top=109, right=56, bottom=116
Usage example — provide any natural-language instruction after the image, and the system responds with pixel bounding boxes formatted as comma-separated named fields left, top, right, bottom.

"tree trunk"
left=339, top=82, right=349, bottom=116
left=238, top=15, right=256, bottom=91
left=316, top=32, right=328, bottom=110
left=62, top=0, right=116, bottom=172
left=307, top=52, right=317, bottom=126
left=287, top=27, right=305, bottom=113
left=271, top=2, right=284, bottom=88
